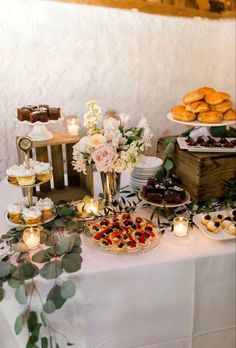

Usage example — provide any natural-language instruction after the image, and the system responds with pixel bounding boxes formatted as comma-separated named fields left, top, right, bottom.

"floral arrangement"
left=72, top=101, right=153, bottom=174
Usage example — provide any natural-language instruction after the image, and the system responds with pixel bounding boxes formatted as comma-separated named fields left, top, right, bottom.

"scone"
left=206, top=221, right=220, bottom=233
left=213, top=101, right=232, bottom=113
left=197, top=87, right=215, bottom=96
left=226, top=223, right=236, bottom=236
left=183, top=90, right=205, bottom=105
left=186, top=101, right=209, bottom=113
left=205, top=92, right=230, bottom=105
left=173, top=110, right=196, bottom=122
left=213, top=214, right=223, bottom=223
left=223, top=109, right=236, bottom=121
left=197, top=111, right=223, bottom=124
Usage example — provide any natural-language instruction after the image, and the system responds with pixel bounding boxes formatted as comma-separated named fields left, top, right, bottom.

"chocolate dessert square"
left=17, top=108, right=30, bottom=121
left=147, top=193, right=163, bottom=203
left=164, top=190, right=182, bottom=204
left=49, top=107, right=60, bottom=120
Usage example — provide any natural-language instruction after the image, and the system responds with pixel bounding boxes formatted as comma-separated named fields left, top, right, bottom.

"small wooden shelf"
left=55, top=0, right=236, bottom=19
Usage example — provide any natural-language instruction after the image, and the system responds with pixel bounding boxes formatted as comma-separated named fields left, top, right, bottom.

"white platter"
left=167, top=113, right=236, bottom=127
left=139, top=189, right=191, bottom=208
left=134, top=156, right=163, bottom=169
left=193, top=210, right=236, bottom=240
left=177, top=137, right=236, bottom=153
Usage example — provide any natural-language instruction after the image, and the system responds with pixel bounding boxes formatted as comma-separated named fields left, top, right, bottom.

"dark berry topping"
left=131, top=224, right=137, bottom=229
left=135, top=232, right=142, bottom=237
left=217, top=214, right=223, bottom=219
left=144, top=233, right=150, bottom=239
left=204, top=215, right=211, bottom=220
left=92, top=226, right=99, bottom=231
left=214, top=222, right=220, bottom=227
left=118, top=243, right=124, bottom=248
left=232, top=210, right=236, bottom=217
left=145, top=226, right=153, bottom=232
left=123, top=235, right=128, bottom=240
left=225, top=216, right=232, bottom=221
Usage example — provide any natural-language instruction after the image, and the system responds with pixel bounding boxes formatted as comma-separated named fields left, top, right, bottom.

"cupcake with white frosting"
left=37, top=197, right=54, bottom=220
left=7, top=202, right=24, bottom=223
left=22, top=206, right=42, bottom=225
left=15, top=166, right=36, bottom=186
left=35, top=162, right=53, bottom=182
left=6, top=164, right=20, bottom=184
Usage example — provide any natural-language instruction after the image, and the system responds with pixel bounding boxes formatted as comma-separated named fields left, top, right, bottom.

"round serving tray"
left=139, top=189, right=191, bottom=208
left=167, top=113, right=236, bottom=127
left=5, top=206, right=58, bottom=227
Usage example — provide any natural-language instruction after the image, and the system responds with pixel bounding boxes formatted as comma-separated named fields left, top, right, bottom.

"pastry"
left=37, top=198, right=54, bottom=220
left=173, top=110, right=196, bottom=122
left=22, top=207, right=42, bottom=225
left=35, top=162, right=53, bottom=182
left=7, top=202, right=24, bottom=223
left=213, top=214, right=223, bottom=223
left=186, top=101, right=209, bottom=113
left=205, top=92, right=230, bottom=105
left=206, top=221, right=220, bottom=233
left=15, top=166, right=36, bottom=185
left=197, top=87, right=215, bottom=96
left=223, top=109, right=236, bottom=121
left=221, top=217, right=232, bottom=229
left=213, top=101, right=232, bottom=113
left=226, top=223, right=236, bottom=236
left=183, top=90, right=205, bottom=104
left=201, top=214, right=212, bottom=226
left=197, top=111, right=223, bottom=123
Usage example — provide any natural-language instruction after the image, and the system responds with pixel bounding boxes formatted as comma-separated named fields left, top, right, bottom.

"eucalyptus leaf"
left=0, top=286, right=4, bottom=301
left=59, top=207, right=75, bottom=218
left=32, top=250, right=51, bottom=263
left=27, top=311, right=37, bottom=332
left=164, top=142, right=175, bottom=155
left=11, top=242, right=28, bottom=253
left=41, top=337, right=48, bottom=348
left=164, top=158, right=174, bottom=171
left=40, top=312, right=47, bottom=327
left=47, top=285, right=66, bottom=310
left=14, top=313, right=24, bottom=335
left=54, top=219, right=66, bottom=228
left=163, top=136, right=176, bottom=145
left=8, top=278, right=20, bottom=288
left=40, top=260, right=62, bottom=279
left=16, top=252, right=28, bottom=263
left=43, top=300, right=56, bottom=313
left=15, top=285, right=27, bottom=305
left=13, top=261, right=39, bottom=281
left=62, top=253, right=82, bottom=273
left=61, top=281, right=76, bottom=299
left=55, top=237, right=71, bottom=256
left=0, top=261, right=16, bottom=278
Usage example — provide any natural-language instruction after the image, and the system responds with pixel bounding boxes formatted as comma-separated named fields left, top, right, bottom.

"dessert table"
left=0, top=173, right=235, bottom=348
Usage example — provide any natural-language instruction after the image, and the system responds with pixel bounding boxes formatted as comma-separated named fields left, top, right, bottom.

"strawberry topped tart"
left=87, top=213, right=159, bottom=254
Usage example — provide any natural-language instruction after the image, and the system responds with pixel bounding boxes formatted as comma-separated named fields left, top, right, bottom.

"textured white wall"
left=0, top=0, right=235, bottom=179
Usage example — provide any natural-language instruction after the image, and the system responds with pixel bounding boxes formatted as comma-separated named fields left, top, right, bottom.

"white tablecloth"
left=0, top=174, right=235, bottom=348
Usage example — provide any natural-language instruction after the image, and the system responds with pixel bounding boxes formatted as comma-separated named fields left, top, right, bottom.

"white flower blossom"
left=119, top=113, right=130, bottom=127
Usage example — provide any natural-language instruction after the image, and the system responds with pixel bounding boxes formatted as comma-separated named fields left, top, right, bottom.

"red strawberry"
left=122, top=213, right=130, bottom=220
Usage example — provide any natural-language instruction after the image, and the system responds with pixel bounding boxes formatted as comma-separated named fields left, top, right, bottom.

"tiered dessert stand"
left=6, top=136, right=57, bottom=226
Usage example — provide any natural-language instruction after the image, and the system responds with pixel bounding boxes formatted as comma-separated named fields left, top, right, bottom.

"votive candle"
left=85, top=199, right=98, bottom=215
left=173, top=217, right=188, bottom=238
left=23, top=227, right=40, bottom=249
left=67, top=118, right=79, bottom=136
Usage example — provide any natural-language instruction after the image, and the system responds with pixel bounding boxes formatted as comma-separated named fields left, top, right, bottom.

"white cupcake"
left=37, top=198, right=54, bottom=220
left=22, top=206, right=42, bottom=225
left=15, top=166, right=36, bottom=186
left=6, top=164, right=20, bottom=184
left=7, top=202, right=24, bottom=223
left=35, top=162, right=53, bottom=182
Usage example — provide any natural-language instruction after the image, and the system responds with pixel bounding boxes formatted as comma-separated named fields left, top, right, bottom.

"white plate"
left=177, top=137, right=236, bottom=153
left=139, top=189, right=191, bottom=208
left=167, top=113, right=236, bottom=127
left=134, top=156, right=163, bottom=169
left=193, top=210, right=236, bottom=240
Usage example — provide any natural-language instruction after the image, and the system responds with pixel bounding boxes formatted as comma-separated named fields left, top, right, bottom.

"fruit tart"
left=87, top=213, right=159, bottom=254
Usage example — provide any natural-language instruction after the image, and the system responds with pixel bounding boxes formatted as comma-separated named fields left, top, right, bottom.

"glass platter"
left=82, top=216, right=162, bottom=256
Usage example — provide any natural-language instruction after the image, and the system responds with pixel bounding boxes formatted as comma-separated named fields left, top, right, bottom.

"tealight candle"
left=85, top=199, right=98, bottom=215
left=67, top=117, right=79, bottom=136
left=23, top=227, right=40, bottom=249
left=173, top=217, right=188, bottom=238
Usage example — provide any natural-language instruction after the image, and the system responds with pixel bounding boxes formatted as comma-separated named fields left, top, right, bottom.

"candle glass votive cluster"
left=67, top=117, right=80, bottom=136
left=23, top=227, right=40, bottom=249
left=173, top=217, right=189, bottom=238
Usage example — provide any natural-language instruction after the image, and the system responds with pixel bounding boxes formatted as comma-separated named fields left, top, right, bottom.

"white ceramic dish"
left=177, top=137, right=236, bottom=153
left=167, top=113, right=236, bottom=127
left=193, top=210, right=236, bottom=240
left=139, top=189, right=191, bottom=208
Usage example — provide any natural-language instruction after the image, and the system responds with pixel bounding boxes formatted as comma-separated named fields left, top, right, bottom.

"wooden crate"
left=17, top=133, right=94, bottom=203
left=157, top=137, right=236, bottom=200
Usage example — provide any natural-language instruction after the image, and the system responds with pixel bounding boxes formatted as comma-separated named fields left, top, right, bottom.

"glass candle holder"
left=23, top=227, right=40, bottom=249
left=67, top=117, right=79, bottom=136
left=84, top=199, right=98, bottom=215
left=173, top=217, right=189, bottom=238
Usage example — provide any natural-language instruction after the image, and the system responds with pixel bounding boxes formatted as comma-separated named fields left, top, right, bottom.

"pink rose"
left=91, top=145, right=118, bottom=172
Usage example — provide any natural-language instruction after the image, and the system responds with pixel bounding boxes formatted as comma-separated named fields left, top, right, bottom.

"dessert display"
left=17, top=105, right=61, bottom=123
left=170, top=87, right=235, bottom=124
left=86, top=213, right=159, bottom=254
left=193, top=209, right=236, bottom=240
left=7, top=161, right=53, bottom=186
left=6, top=197, right=56, bottom=225
left=141, top=178, right=187, bottom=206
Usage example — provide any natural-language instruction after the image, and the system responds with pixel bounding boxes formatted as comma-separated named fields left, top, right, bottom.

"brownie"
left=163, top=178, right=174, bottom=188
left=39, top=104, right=49, bottom=111
left=147, top=193, right=163, bottom=204
left=29, top=109, right=48, bottom=123
left=164, top=190, right=183, bottom=204
left=17, top=108, right=30, bottom=121
left=171, top=186, right=185, bottom=199
left=49, top=107, right=60, bottom=120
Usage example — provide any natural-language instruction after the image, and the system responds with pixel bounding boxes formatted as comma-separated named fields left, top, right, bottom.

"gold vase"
left=100, top=171, right=121, bottom=204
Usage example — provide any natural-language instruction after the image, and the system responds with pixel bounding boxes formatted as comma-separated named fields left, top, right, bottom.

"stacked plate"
left=130, top=156, right=163, bottom=192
